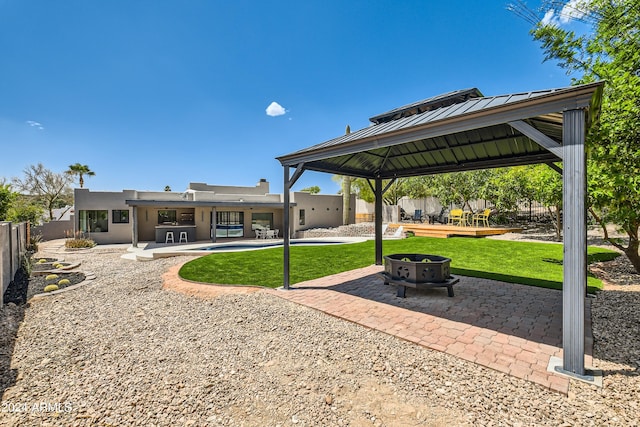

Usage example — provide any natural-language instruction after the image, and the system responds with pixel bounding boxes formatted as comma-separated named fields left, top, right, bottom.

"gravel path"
left=1, top=242, right=639, bottom=426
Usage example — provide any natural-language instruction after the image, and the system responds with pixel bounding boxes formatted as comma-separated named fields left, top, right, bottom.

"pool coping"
left=123, top=237, right=369, bottom=261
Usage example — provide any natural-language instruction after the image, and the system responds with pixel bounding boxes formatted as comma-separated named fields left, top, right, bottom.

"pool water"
left=190, top=240, right=347, bottom=252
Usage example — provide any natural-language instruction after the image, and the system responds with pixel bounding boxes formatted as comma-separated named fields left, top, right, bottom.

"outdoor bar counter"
left=155, top=225, right=196, bottom=243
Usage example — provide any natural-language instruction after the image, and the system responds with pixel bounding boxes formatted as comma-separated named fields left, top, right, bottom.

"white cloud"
left=26, top=120, right=44, bottom=130
left=542, top=0, right=591, bottom=26
left=541, top=9, right=557, bottom=26
left=265, top=101, right=286, bottom=117
left=559, top=0, right=589, bottom=24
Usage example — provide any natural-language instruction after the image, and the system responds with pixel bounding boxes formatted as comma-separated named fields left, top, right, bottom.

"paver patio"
left=164, top=264, right=593, bottom=395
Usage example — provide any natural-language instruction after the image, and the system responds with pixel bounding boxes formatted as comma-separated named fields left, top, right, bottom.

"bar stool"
left=165, top=231, right=175, bottom=244
left=179, top=231, right=188, bottom=243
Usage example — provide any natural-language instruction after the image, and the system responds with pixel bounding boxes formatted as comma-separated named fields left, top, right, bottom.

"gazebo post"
left=283, top=166, right=291, bottom=289
left=374, top=177, right=383, bottom=265
left=561, top=108, right=587, bottom=376
left=282, top=163, right=306, bottom=289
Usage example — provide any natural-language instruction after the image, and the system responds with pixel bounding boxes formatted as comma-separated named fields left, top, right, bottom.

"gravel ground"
left=1, top=238, right=639, bottom=426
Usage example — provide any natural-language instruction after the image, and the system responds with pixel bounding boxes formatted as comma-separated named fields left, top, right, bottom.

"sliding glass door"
left=216, top=211, right=244, bottom=238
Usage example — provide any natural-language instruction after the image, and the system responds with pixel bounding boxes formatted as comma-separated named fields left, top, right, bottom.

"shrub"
left=45, top=274, right=58, bottom=281
left=58, top=279, right=71, bottom=286
left=43, top=284, right=59, bottom=292
left=65, top=238, right=96, bottom=249
left=21, top=254, right=33, bottom=276
left=28, top=234, right=42, bottom=252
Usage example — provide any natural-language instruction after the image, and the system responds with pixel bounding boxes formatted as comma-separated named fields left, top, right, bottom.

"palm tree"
left=66, top=163, right=95, bottom=188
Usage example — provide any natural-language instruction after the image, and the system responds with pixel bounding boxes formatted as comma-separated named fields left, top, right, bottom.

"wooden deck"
left=390, top=223, right=523, bottom=239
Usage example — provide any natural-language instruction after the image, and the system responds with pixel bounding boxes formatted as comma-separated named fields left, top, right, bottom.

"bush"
left=43, top=284, right=59, bottom=292
left=65, top=238, right=96, bottom=249
left=28, top=234, right=42, bottom=252
left=21, top=254, right=33, bottom=276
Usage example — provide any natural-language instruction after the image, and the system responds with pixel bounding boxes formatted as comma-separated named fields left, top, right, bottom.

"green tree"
left=66, top=163, right=95, bottom=188
left=12, top=163, right=73, bottom=221
left=421, top=171, right=490, bottom=212
left=346, top=178, right=412, bottom=205
left=524, top=0, right=640, bottom=270
left=300, top=186, right=321, bottom=194
left=6, top=196, right=45, bottom=224
left=0, top=184, right=17, bottom=220
left=528, top=164, right=563, bottom=240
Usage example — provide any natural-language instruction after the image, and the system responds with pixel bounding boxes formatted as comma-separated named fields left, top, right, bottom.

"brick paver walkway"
left=163, top=264, right=593, bottom=395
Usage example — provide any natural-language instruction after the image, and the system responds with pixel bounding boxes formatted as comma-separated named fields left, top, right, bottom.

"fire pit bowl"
left=384, top=253, right=451, bottom=284
left=380, top=254, right=457, bottom=297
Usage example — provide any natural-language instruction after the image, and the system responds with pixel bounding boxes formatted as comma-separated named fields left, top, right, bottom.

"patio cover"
left=276, top=81, right=604, bottom=380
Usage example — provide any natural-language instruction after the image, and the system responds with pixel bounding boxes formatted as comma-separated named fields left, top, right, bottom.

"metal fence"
left=1, top=221, right=29, bottom=306
left=396, top=197, right=554, bottom=224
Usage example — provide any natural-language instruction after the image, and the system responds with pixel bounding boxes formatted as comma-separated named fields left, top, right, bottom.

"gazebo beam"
left=508, top=120, right=563, bottom=159
left=546, top=162, right=563, bottom=175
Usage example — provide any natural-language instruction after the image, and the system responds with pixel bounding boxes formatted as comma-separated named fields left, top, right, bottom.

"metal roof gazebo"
left=276, top=81, right=604, bottom=381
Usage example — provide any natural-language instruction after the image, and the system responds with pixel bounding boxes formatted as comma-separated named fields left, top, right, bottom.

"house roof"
left=125, top=200, right=293, bottom=208
left=276, top=82, right=603, bottom=179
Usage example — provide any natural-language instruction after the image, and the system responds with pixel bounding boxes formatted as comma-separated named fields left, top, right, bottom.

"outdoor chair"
left=431, top=207, right=447, bottom=224
left=472, top=208, right=492, bottom=227
left=447, top=209, right=464, bottom=226
left=412, top=209, right=423, bottom=223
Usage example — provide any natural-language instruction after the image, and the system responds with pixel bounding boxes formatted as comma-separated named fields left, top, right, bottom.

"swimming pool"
left=187, top=239, right=352, bottom=252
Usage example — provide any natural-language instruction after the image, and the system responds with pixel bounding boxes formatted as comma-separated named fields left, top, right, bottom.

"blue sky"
left=0, top=0, right=577, bottom=195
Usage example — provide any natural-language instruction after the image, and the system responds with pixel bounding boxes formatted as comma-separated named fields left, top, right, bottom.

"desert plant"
left=43, top=284, right=59, bottom=292
left=65, top=238, right=96, bottom=249
left=45, top=274, right=58, bottom=281
left=28, top=234, right=42, bottom=252
left=37, top=259, right=47, bottom=263
left=21, top=254, right=33, bottom=276
left=58, top=279, right=71, bottom=286
left=53, top=263, right=64, bottom=269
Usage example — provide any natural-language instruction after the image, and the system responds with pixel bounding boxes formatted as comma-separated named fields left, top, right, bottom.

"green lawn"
left=178, top=237, right=620, bottom=293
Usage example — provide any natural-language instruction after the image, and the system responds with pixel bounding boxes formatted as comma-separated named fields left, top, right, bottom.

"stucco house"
left=73, top=179, right=354, bottom=245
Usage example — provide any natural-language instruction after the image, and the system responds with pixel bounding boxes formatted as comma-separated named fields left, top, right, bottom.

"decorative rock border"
left=31, top=261, right=82, bottom=275
left=30, top=271, right=97, bottom=299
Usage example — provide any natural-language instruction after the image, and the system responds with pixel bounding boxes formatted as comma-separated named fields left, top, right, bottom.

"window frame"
left=78, top=210, right=109, bottom=233
left=112, top=209, right=130, bottom=224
